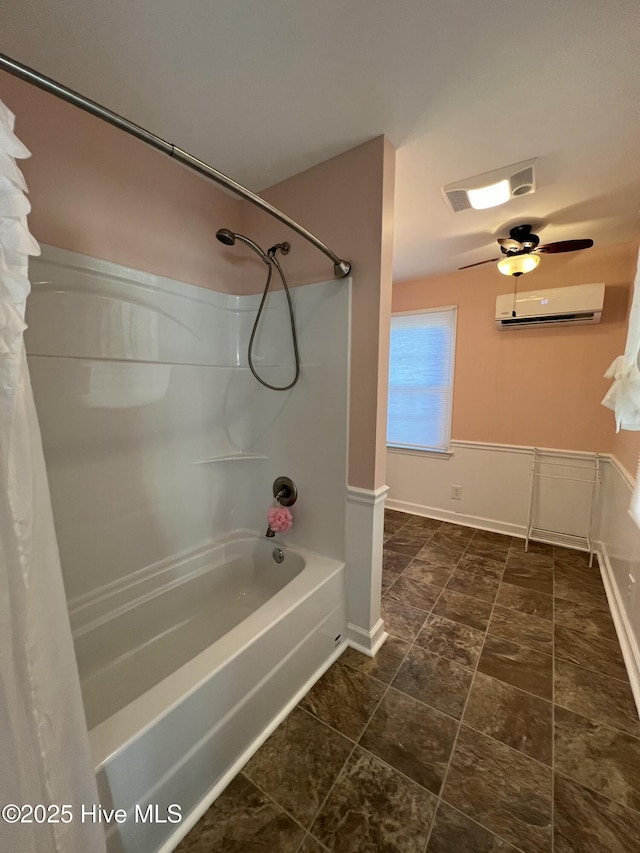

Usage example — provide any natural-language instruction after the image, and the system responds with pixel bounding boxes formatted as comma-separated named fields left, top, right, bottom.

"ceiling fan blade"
left=458, top=257, right=500, bottom=270
left=498, top=238, right=523, bottom=252
left=537, top=239, right=594, bottom=254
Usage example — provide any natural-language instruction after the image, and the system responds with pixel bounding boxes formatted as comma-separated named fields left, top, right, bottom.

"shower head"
left=215, top=228, right=270, bottom=264
left=216, top=228, right=236, bottom=246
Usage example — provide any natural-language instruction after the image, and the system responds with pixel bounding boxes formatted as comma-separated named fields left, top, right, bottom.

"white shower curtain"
left=0, top=101, right=106, bottom=852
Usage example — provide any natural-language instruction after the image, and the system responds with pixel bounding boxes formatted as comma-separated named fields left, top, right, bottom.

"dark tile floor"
left=175, top=510, right=640, bottom=853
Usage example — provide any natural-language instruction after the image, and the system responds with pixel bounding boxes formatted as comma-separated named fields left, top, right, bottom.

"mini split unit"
left=495, top=283, right=605, bottom=329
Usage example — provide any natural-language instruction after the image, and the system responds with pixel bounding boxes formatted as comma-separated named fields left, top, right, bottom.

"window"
left=387, top=307, right=457, bottom=453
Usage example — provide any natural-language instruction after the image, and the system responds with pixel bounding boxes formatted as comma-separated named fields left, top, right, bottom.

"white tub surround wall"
left=345, top=485, right=389, bottom=655
left=386, top=441, right=600, bottom=543
left=597, top=456, right=640, bottom=713
left=235, top=276, right=351, bottom=563
left=26, top=245, right=350, bottom=602
left=27, top=246, right=258, bottom=601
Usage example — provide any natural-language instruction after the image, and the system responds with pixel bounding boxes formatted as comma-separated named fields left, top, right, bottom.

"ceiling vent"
left=443, top=159, right=537, bottom=213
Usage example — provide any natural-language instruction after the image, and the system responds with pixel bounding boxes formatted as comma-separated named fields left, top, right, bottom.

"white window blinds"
left=387, top=307, right=457, bottom=452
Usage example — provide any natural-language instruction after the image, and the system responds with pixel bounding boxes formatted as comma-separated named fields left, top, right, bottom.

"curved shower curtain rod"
left=0, top=53, right=352, bottom=279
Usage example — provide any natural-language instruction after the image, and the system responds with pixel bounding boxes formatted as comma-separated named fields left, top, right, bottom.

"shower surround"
left=25, top=244, right=351, bottom=852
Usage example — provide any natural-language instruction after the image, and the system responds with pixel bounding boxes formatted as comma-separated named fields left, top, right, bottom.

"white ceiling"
left=3, top=0, right=640, bottom=281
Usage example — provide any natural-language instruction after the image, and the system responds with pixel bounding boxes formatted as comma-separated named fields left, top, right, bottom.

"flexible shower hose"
left=248, top=250, right=300, bottom=390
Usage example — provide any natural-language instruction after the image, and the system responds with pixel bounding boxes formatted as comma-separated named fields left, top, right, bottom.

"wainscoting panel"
left=386, top=441, right=599, bottom=541
left=346, top=485, right=389, bottom=655
left=597, top=456, right=640, bottom=712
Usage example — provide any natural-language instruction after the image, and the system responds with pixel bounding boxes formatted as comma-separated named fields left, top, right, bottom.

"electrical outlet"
left=451, top=485, right=462, bottom=500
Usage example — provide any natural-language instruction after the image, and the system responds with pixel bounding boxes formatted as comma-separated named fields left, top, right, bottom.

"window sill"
left=387, top=446, right=453, bottom=460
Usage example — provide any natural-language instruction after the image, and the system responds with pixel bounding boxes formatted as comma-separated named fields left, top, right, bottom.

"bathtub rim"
left=87, top=535, right=344, bottom=771
left=69, top=529, right=299, bottom=635
left=156, top=638, right=348, bottom=853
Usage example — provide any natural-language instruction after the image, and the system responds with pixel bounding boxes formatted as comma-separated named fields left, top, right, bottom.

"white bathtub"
left=71, top=534, right=346, bottom=853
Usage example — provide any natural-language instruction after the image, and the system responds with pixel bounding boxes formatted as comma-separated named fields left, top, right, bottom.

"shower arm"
left=0, top=52, right=352, bottom=279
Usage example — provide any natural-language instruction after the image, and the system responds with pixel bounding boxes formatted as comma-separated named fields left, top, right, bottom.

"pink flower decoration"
left=267, top=505, right=293, bottom=534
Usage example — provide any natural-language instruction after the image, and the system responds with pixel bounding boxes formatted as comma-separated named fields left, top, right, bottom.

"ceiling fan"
left=459, top=224, right=594, bottom=276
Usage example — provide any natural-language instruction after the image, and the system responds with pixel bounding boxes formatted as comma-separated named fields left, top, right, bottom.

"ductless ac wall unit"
left=495, top=283, right=605, bottom=329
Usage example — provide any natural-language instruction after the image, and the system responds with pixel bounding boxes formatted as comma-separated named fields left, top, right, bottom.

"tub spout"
left=265, top=526, right=276, bottom=538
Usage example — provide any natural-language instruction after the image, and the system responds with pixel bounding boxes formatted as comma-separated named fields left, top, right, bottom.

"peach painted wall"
left=0, top=72, right=242, bottom=292
left=392, top=241, right=637, bottom=456
left=241, top=136, right=396, bottom=490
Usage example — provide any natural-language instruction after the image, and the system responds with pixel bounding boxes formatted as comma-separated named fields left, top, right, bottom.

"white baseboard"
left=384, top=497, right=526, bottom=539
left=596, top=543, right=640, bottom=719
left=347, top=619, right=388, bottom=657
left=157, top=640, right=348, bottom=853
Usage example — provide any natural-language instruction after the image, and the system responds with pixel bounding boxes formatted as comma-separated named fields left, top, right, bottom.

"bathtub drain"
left=272, top=548, right=285, bottom=564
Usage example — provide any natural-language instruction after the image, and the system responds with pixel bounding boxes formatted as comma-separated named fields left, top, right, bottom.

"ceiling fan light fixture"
left=459, top=224, right=595, bottom=273
left=497, top=253, right=541, bottom=276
